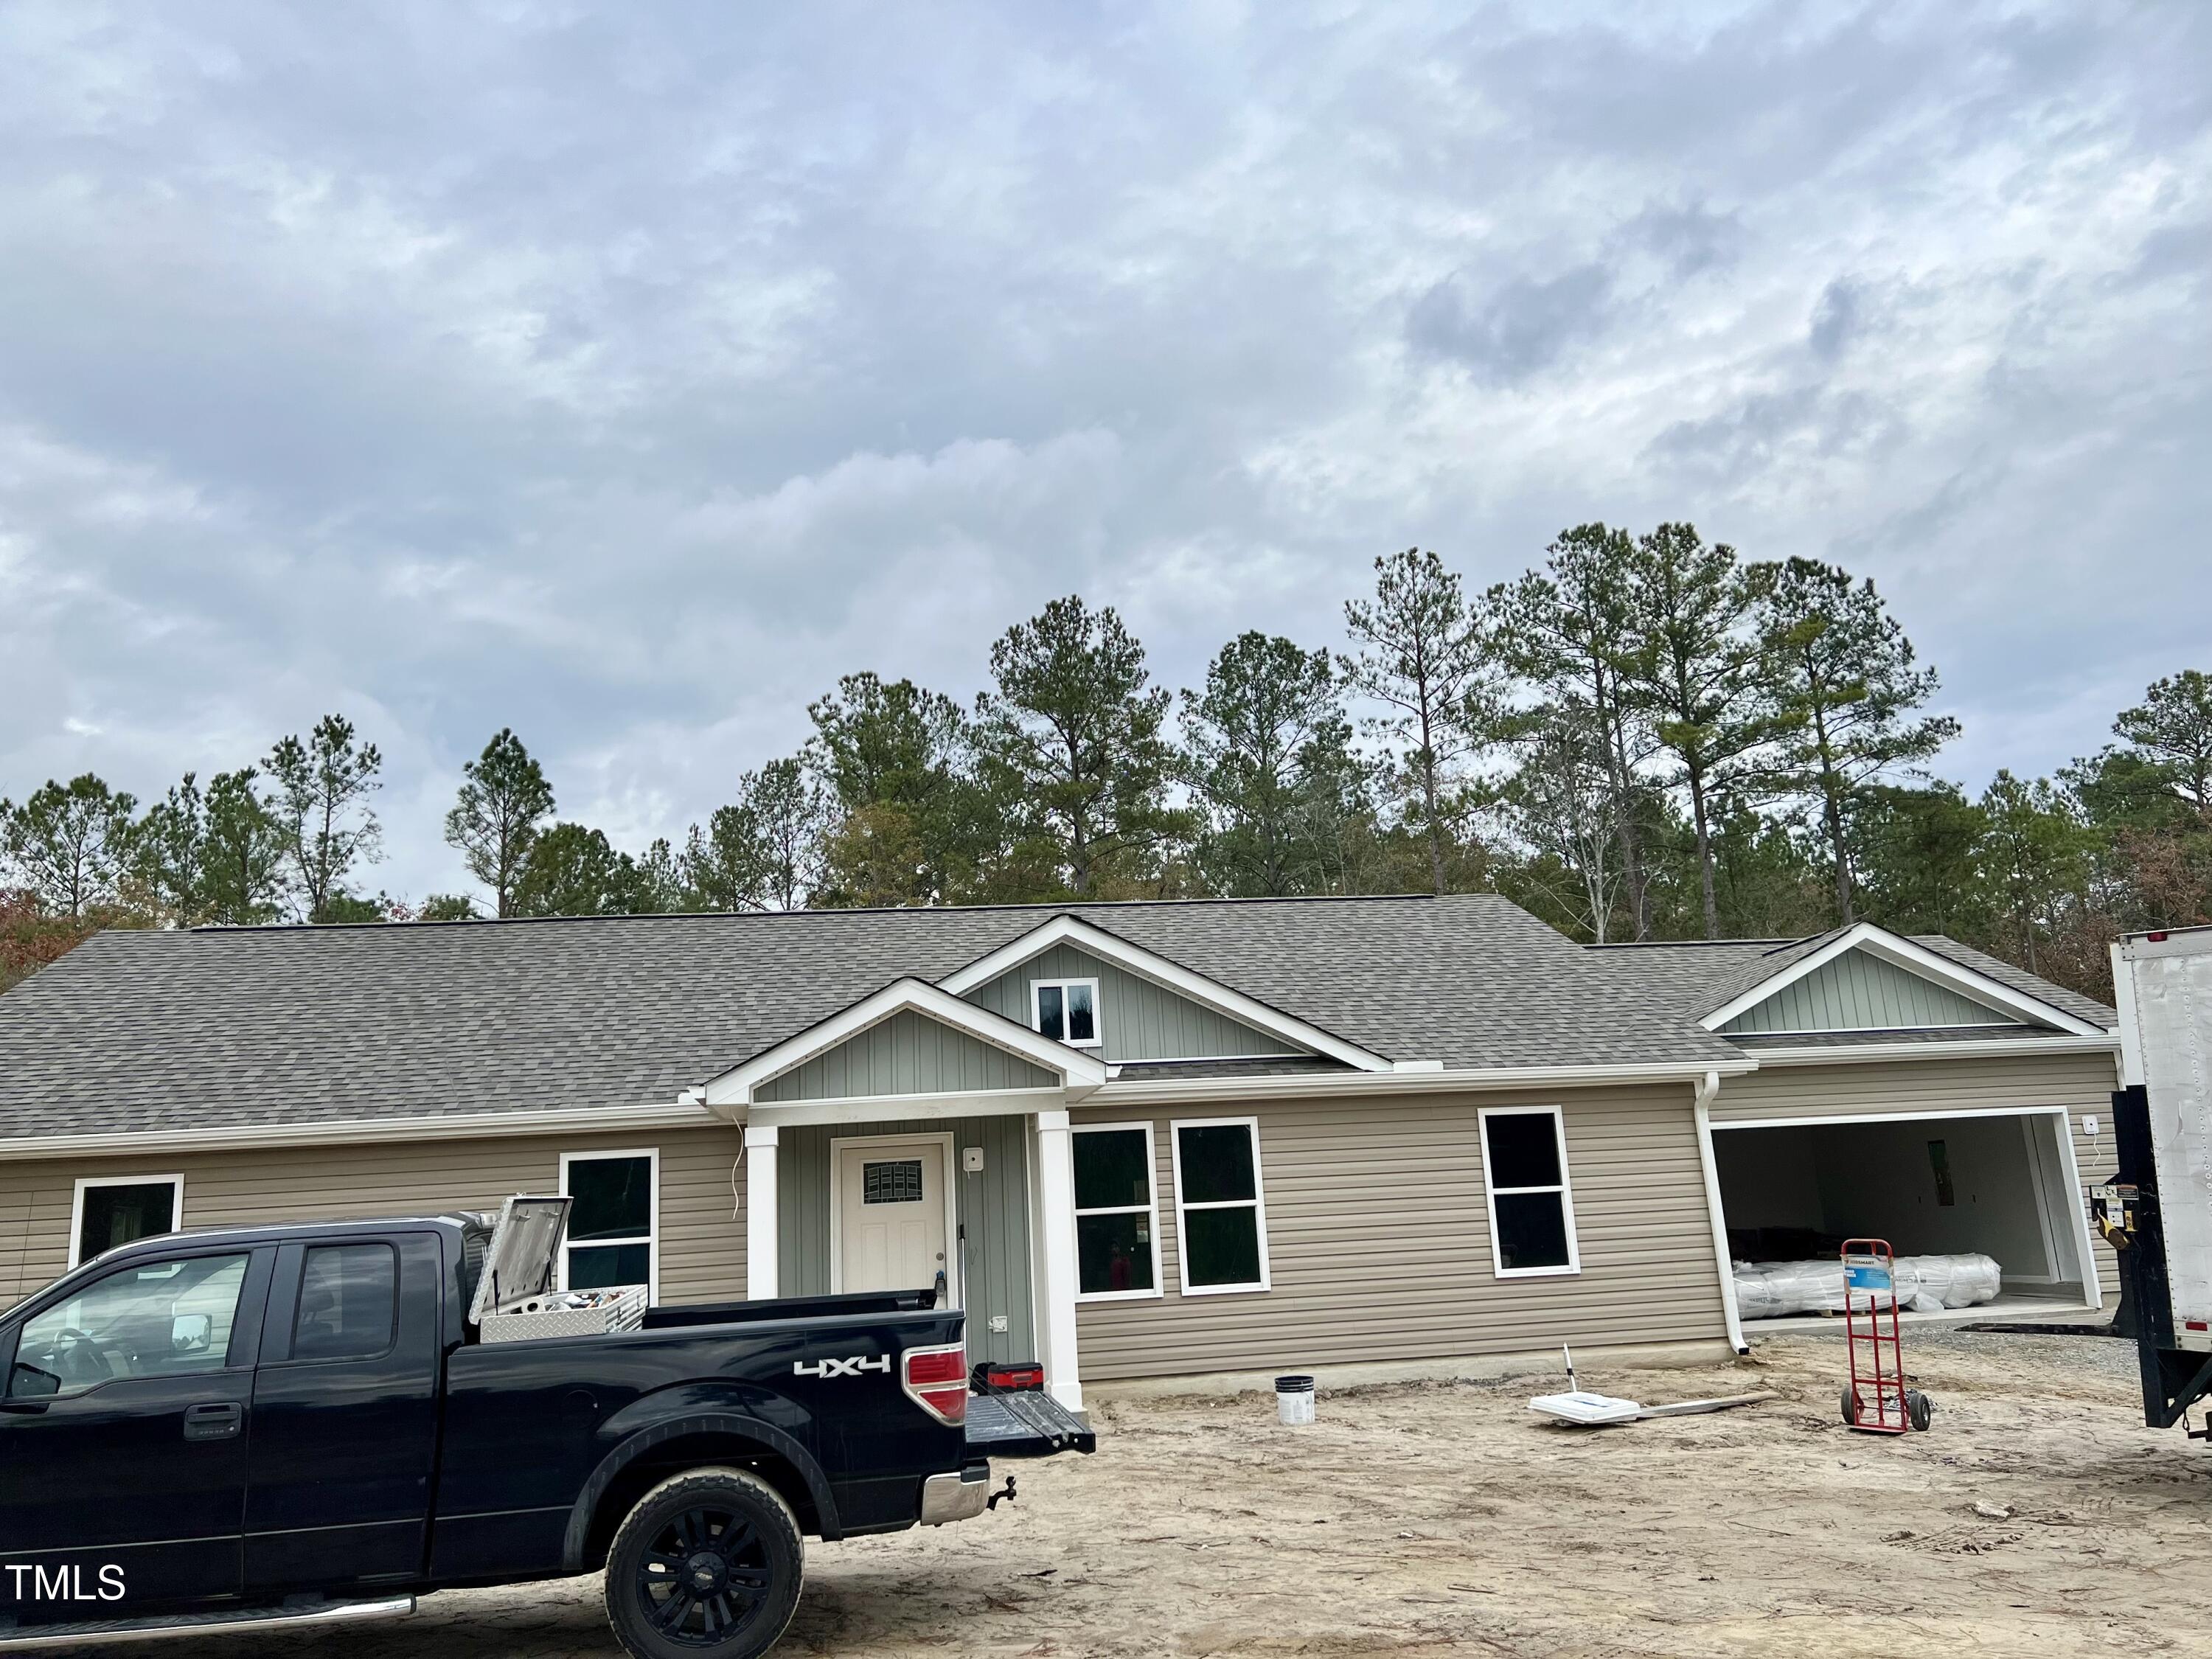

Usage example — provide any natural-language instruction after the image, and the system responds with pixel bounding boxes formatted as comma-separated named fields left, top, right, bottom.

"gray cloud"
left=1, top=0, right=2208, bottom=900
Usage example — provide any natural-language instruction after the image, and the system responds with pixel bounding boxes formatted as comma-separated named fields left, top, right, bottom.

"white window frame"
left=1169, top=1115, right=1271, bottom=1296
left=1476, top=1105, right=1581, bottom=1279
left=1030, top=977, right=1104, bottom=1049
left=558, top=1147, right=661, bottom=1304
left=68, top=1173, right=184, bottom=1269
left=1071, top=1121, right=1164, bottom=1303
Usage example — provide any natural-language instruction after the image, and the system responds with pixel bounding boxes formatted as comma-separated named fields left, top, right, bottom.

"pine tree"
left=445, top=728, right=556, bottom=917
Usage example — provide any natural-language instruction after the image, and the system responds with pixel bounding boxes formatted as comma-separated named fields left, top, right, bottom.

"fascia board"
left=1698, top=922, right=2104, bottom=1037
left=1728, top=1034, right=2119, bottom=1067
left=703, top=976, right=1107, bottom=1108
left=936, top=914, right=1393, bottom=1073
left=0, top=1099, right=720, bottom=1162
left=1088, top=1057, right=1759, bottom=1107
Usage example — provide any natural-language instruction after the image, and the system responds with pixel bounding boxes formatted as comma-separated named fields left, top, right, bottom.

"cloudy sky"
left=1, top=1, right=2205, bottom=904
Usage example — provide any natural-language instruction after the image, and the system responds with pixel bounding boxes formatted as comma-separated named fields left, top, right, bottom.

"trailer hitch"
left=986, top=1475, right=1018, bottom=1511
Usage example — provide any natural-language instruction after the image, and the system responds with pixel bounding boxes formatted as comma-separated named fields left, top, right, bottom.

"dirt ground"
left=74, top=1327, right=2212, bottom=1658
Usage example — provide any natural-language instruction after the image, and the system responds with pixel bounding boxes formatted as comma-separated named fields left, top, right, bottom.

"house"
left=0, top=894, right=2121, bottom=1406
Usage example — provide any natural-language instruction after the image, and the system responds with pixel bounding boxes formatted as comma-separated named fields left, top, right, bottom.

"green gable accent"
left=754, top=1009, right=1060, bottom=1102
left=1721, top=948, right=2025, bottom=1034
left=962, top=942, right=1304, bottom=1064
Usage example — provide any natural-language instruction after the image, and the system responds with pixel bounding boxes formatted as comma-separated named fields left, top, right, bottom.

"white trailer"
left=2098, top=925, right=2212, bottom=1433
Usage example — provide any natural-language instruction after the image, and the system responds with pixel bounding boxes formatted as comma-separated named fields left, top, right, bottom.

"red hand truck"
left=1838, top=1239, right=1933, bottom=1434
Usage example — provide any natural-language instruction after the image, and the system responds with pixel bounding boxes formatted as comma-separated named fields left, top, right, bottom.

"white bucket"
left=1276, top=1373, right=1315, bottom=1426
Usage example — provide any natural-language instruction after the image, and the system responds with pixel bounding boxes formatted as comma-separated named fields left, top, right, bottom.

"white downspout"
left=1691, top=1069, right=1749, bottom=1356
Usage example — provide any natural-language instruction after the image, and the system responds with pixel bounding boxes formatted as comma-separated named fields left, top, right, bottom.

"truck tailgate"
left=966, top=1391, right=1095, bottom=1457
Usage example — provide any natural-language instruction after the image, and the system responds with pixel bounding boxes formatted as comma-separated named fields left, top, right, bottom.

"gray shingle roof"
left=0, top=894, right=1744, bottom=1142
left=1584, top=931, right=2116, bottom=1032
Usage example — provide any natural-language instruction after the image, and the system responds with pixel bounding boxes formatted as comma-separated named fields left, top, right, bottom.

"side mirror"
left=171, top=1313, right=212, bottom=1354
left=7, top=1360, right=60, bottom=1399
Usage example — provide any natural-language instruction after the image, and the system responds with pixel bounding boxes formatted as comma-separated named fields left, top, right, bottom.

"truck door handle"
left=183, top=1402, right=243, bottom=1441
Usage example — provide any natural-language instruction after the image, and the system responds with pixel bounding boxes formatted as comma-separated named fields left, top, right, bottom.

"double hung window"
left=1170, top=1118, right=1270, bottom=1294
left=1478, top=1107, right=1579, bottom=1276
left=1071, top=1124, right=1161, bottom=1300
left=560, top=1150, right=658, bottom=1298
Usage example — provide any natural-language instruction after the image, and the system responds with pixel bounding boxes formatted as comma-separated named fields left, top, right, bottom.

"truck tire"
left=603, top=1465, right=804, bottom=1659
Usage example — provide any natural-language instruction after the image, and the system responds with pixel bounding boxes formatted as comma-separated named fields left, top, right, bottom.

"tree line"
left=6, top=529, right=2208, bottom=1002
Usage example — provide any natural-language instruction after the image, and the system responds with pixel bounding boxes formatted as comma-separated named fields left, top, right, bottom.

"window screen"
left=293, top=1243, right=398, bottom=1361
left=1172, top=1121, right=1268, bottom=1292
left=1073, top=1127, right=1157, bottom=1298
left=75, top=1180, right=178, bottom=1267
left=1481, top=1110, right=1577, bottom=1275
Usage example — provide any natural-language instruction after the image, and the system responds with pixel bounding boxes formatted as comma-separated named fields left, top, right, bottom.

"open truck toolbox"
left=0, top=1199, right=1091, bottom=1658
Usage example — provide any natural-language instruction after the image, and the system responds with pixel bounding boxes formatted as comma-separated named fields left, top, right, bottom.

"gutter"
left=1739, top=1034, right=2118, bottom=1066
left=1690, top=1068, right=1750, bottom=1357
left=0, top=1099, right=721, bottom=1163
left=1091, top=1057, right=1759, bottom=1106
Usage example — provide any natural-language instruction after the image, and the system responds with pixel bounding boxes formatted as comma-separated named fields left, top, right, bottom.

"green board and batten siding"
left=1721, top=950, right=2024, bottom=1034
left=963, top=943, right=1301, bottom=1064
left=775, top=1113, right=1037, bottom=1366
left=754, top=1009, right=1058, bottom=1102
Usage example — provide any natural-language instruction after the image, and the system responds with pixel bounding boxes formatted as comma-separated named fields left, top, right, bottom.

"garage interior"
left=1713, top=1110, right=2092, bottom=1322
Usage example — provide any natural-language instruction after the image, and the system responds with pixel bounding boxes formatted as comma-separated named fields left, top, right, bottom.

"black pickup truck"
left=0, top=1199, right=1091, bottom=1658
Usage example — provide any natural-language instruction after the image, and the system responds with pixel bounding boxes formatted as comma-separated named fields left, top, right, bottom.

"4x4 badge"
left=793, top=1354, right=893, bottom=1380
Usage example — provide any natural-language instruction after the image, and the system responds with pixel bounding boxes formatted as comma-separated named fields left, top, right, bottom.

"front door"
left=835, top=1138, right=951, bottom=1301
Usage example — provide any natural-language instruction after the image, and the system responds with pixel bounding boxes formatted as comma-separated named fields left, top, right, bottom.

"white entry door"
left=834, top=1137, right=953, bottom=1302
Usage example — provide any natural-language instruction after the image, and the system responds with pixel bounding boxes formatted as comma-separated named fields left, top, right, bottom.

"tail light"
left=902, top=1341, right=967, bottom=1425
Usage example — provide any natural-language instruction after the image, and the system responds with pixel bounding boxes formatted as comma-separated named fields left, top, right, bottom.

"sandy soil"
left=69, top=1328, right=2212, bottom=1658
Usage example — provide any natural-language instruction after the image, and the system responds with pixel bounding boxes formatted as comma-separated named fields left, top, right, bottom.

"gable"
left=1719, top=948, right=2025, bottom=1035
left=962, top=942, right=1307, bottom=1065
left=754, top=1009, right=1060, bottom=1103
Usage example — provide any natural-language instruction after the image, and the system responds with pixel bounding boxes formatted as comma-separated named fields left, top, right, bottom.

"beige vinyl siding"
left=1070, top=1084, right=1725, bottom=1382
left=1707, top=1051, right=2121, bottom=1301
left=756, top=1009, right=1058, bottom=1102
left=965, top=943, right=1297, bottom=1065
left=0, top=1128, right=748, bottom=1310
left=1722, top=950, right=2020, bottom=1033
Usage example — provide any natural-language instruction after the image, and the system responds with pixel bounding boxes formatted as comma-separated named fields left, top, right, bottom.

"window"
left=560, top=1150, right=658, bottom=1299
left=1478, top=1107, right=1579, bottom=1277
left=69, top=1175, right=183, bottom=1268
left=293, top=1243, right=398, bottom=1362
left=1170, top=1118, right=1270, bottom=1294
left=1032, top=978, right=1101, bottom=1048
left=1071, top=1124, right=1161, bottom=1301
left=9, top=1252, right=249, bottom=1399
left=863, top=1159, right=925, bottom=1205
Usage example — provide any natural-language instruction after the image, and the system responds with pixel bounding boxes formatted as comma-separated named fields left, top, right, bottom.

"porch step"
left=0, top=1595, right=414, bottom=1650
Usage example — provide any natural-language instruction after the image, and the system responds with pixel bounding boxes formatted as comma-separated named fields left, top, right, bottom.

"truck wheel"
left=604, top=1465, right=804, bottom=1659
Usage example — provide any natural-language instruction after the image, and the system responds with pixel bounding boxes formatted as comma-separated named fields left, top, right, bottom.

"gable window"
left=1478, top=1107, right=1579, bottom=1277
left=1071, top=1123, right=1161, bottom=1301
left=560, top=1149, right=658, bottom=1301
left=1032, top=978, right=1101, bottom=1048
left=1170, top=1118, right=1270, bottom=1294
left=70, top=1175, right=183, bottom=1268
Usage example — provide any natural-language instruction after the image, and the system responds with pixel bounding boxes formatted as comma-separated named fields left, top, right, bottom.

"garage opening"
left=1712, top=1111, right=2093, bottom=1324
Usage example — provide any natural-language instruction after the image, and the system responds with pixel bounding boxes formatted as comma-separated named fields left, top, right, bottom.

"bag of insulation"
left=1914, top=1253, right=2001, bottom=1307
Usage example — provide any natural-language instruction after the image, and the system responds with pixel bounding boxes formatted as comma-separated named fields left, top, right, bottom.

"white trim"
left=1069, top=1121, right=1164, bottom=1302
left=705, top=977, right=1107, bottom=1108
left=67, top=1172, right=184, bottom=1269
left=1168, top=1116, right=1271, bottom=1295
left=744, top=1124, right=779, bottom=1301
left=1708, top=1102, right=2091, bottom=1132
left=1688, top=1071, right=1747, bottom=1354
left=746, top=1087, right=1064, bottom=1130
left=1030, top=977, right=1104, bottom=1050
left=2048, top=1102, right=2105, bottom=1312
left=1699, top=924, right=2106, bottom=1037
left=1732, top=1034, right=2117, bottom=1066
left=1091, top=1057, right=1758, bottom=1107
left=0, top=1101, right=718, bottom=1163
left=939, top=914, right=1393, bottom=1073
left=1475, top=1105, right=1581, bottom=1279
left=1032, top=1109, right=1083, bottom=1411
left=557, top=1147, right=661, bottom=1305
left=827, top=1132, right=960, bottom=1307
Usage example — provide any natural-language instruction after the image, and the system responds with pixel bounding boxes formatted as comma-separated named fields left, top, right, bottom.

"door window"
left=561, top=1150, right=656, bottom=1296
left=292, top=1244, right=398, bottom=1362
left=9, top=1253, right=250, bottom=1399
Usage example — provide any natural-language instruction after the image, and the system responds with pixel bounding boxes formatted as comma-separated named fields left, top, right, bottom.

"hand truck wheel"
left=1906, top=1388, right=1934, bottom=1432
left=1840, top=1385, right=1860, bottom=1425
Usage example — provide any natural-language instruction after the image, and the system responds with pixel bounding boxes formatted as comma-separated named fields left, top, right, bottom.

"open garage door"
left=1712, top=1110, right=2096, bottom=1324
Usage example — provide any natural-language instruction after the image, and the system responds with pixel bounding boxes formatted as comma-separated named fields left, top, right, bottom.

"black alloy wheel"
left=605, top=1467, right=804, bottom=1659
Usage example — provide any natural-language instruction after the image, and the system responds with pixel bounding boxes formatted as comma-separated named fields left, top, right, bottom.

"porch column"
left=1032, top=1109, right=1084, bottom=1411
left=745, top=1124, right=780, bottom=1301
